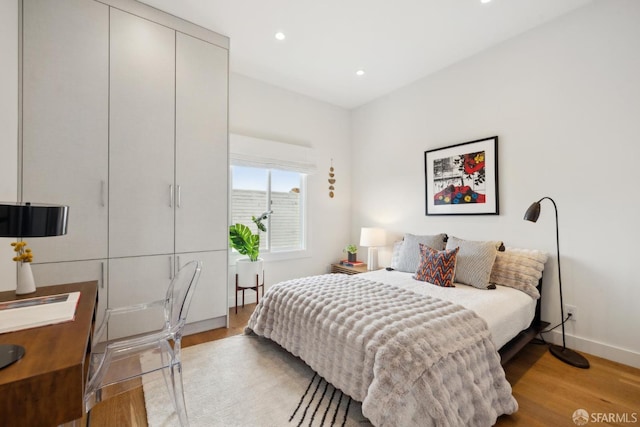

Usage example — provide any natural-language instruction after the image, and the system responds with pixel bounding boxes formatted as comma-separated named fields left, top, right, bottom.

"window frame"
left=229, top=165, right=310, bottom=263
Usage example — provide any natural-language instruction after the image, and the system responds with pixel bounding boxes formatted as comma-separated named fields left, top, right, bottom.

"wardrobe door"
left=108, top=255, right=173, bottom=340
left=176, top=251, right=227, bottom=325
left=109, top=8, right=175, bottom=258
left=22, top=0, right=109, bottom=263
left=175, top=33, right=229, bottom=254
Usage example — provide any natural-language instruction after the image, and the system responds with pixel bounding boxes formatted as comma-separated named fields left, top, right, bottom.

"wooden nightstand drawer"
left=331, top=263, right=368, bottom=275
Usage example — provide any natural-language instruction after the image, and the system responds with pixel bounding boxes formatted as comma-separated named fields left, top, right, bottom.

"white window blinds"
left=229, top=134, right=317, bottom=174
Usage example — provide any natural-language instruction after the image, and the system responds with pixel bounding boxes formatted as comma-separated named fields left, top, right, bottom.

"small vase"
left=17, top=262, right=36, bottom=295
left=348, top=252, right=357, bottom=263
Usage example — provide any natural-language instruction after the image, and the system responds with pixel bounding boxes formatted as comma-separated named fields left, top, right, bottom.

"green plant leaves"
left=229, top=223, right=260, bottom=262
left=343, top=244, right=357, bottom=254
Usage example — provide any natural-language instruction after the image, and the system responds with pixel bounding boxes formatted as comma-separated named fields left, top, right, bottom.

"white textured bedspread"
left=360, top=269, right=536, bottom=349
left=246, top=274, right=518, bottom=426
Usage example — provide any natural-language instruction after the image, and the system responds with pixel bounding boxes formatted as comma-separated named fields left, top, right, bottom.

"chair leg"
left=161, top=346, right=189, bottom=427
left=171, top=362, right=189, bottom=427
left=160, top=351, right=172, bottom=401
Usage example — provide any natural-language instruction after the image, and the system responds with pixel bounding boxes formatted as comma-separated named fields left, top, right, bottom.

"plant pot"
left=236, top=258, right=264, bottom=288
left=347, top=252, right=357, bottom=263
left=17, top=262, right=36, bottom=295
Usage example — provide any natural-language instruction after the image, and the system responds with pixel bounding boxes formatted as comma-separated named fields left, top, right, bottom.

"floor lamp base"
left=549, top=344, right=590, bottom=369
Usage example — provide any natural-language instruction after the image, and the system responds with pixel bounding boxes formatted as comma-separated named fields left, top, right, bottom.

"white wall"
left=5, top=0, right=636, bottom=367
left=229, top=73, right=352, bottom=304
left=351, top=0, right=640, bottom=367
left=0, top=0, right=19, bottom=291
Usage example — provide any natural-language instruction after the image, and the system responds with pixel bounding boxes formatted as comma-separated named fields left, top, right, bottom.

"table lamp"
left=360, top=227, right=385, bottom=270
left=0, top=201, right=69, bottom=369
left=524, top=197, right=589, bottom=369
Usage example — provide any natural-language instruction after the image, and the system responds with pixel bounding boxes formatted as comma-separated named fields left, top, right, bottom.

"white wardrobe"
left=21, top=0, right=229, bottom=338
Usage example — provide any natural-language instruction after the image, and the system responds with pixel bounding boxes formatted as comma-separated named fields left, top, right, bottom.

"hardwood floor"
left=86, top=304, right=255, bottom=426
left=497, top=341, right=639, bottom=426
left=87, top=305, right=640, bottom=426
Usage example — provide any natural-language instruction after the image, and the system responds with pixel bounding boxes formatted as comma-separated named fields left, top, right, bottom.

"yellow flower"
left=9, top=241, right=34, bottom=263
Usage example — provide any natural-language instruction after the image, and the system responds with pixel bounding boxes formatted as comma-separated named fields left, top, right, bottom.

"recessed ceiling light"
left=480, top=0, right=492, bottom=3
left=274, top=32, right=286, bottom=41
left=356, top=69, right=365, bottom=76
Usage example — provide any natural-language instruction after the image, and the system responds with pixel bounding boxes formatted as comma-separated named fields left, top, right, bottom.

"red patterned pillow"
left=413, top=244, right=459, bottom=287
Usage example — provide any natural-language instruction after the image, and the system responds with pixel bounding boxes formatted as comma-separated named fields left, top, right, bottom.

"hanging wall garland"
left=328, top=159, right=336, bottom=198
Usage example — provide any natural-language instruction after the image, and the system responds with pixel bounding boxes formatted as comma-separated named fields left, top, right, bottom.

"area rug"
left=142, top=335, right=372, bottom=426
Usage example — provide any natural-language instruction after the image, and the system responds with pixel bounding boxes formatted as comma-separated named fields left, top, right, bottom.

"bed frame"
left=498, top=278, right=549, bottom=365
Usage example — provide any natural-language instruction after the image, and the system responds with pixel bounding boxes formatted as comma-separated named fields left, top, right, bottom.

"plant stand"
left=235, top=271, right=264, bottom=314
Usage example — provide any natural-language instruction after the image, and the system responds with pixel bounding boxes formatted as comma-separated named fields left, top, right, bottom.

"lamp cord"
left=532, top=313, right=572, bottom=345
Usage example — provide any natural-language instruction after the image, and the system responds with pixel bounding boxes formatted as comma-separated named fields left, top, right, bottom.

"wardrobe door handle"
left=169, top=185, right=174, bottom=207
left=100, top=180, right=106, bottom=207
left=177, top=185, right=182, bottom=208
left=100, top=261, right=105, bottom=289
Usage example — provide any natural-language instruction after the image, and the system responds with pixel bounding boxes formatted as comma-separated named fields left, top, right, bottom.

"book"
left=340, top=259, right=364, bottom=267
left=0, top=292, right=81, bottom=334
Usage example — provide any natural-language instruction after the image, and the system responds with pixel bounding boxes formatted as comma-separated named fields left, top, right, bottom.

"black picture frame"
left=424, top=136, right=499, bottom=215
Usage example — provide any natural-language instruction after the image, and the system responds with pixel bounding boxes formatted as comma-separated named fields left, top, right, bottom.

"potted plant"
left=343, top=244, right=358, bottom=263
left=229, top=211, right=272, bottom=287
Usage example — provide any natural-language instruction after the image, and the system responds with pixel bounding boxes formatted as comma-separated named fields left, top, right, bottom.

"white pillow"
left=490, top=247, right=548, bottom=299
left=394, top=233, right=447, bottom=273
left=390, top=240, right=404, bottom=270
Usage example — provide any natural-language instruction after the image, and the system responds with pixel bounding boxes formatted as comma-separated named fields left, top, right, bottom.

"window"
left=231, top=165, right=306, bottom=253
left=229, top=134, right=316, bottom=258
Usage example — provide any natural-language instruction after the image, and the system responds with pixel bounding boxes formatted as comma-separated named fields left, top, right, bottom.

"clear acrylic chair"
left=84, top=260, right=202, bottom=426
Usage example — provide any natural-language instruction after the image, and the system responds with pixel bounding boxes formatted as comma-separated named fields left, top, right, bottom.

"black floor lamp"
left=0, top=202, right=69, bottom=370
left=524, top=197, right=589, bottom=369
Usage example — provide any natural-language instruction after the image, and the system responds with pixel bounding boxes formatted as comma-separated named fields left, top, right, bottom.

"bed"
left=246, top=235, right=547, bottom=426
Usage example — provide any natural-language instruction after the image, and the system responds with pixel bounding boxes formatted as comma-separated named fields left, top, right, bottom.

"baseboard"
left=184, top=315, right=227, bottom=335
left=547, top=330, right=640, bottom=369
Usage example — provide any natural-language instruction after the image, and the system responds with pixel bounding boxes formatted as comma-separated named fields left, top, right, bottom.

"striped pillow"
left=413, top=244, right=459, bottom=287
left=446, top=236, right=500, bottom=289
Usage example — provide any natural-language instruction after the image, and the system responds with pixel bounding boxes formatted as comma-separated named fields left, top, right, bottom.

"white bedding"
left=358, top=269, right=536, bottom=349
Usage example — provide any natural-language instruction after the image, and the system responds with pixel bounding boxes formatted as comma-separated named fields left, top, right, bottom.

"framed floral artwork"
left=424, top=136, right=499, bottom=215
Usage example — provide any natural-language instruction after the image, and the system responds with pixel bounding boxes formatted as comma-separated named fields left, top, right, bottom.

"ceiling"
left=138, top=0, right=593, bottom=109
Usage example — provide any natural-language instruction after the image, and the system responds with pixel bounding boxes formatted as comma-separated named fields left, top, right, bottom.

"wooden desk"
left=0, top=281, right=97, bottom=426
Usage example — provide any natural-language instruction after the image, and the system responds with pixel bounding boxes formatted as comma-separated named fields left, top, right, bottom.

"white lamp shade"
left=360, top=227, right=385, bottom=247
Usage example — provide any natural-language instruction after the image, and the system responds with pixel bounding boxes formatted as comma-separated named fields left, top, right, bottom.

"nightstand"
left=331, top=263, right=369, bottom=275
